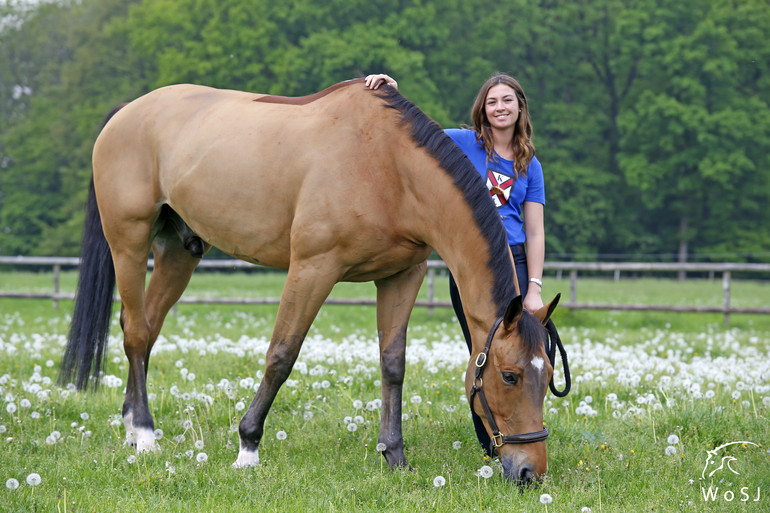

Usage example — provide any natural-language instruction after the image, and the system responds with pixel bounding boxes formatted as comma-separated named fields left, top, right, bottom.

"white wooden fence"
left=2, top=256, right=769, bottom=324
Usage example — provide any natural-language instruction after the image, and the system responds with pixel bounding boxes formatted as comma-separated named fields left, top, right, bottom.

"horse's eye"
left=501, top=372, right=520, bottom=385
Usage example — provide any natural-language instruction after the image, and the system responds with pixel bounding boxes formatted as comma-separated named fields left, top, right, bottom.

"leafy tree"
left=619, top=0, right=770, bottom=263
left=0, top=0, right=141, bottom=255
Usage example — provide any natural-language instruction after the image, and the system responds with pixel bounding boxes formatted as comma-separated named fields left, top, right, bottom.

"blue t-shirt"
left=445, top=128, right=545, bottom=245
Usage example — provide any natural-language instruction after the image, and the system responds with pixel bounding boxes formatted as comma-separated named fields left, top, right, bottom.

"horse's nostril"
left=518, top=464, right=534, bottom=484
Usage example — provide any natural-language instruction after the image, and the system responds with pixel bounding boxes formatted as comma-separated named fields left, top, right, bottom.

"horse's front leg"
left=233, top=259, right=339, bottom=468
left=374, top=263, right=427, bottom=469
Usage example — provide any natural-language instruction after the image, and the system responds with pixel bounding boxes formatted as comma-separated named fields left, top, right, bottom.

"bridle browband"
left=469, top=315, right=560, bottom=448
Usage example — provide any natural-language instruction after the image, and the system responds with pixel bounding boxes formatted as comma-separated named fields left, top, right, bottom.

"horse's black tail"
left=59, top=104, right=125, bottom=390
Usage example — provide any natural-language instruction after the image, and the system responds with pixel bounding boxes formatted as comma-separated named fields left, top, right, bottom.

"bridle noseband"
left=469, top=316, right=550, bottom=448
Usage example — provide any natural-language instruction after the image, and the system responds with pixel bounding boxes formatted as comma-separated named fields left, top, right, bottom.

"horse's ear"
left=533, top=293, right=561, bottom=326
left=503, top=295, right=524, bottom=330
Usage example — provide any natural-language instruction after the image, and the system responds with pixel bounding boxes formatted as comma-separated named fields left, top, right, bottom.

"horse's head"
left=466, top=294, right=559, bottom=485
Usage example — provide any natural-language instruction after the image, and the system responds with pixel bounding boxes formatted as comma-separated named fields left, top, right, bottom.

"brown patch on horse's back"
left=253, top=78, right=365, bottom=105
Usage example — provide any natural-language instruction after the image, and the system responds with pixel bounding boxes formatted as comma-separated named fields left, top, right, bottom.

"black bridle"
left=468, top=315, right=571, bottom=448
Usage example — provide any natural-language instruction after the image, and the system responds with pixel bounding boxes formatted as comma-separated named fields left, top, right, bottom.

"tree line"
left=1, top=0, right=768, bottom=262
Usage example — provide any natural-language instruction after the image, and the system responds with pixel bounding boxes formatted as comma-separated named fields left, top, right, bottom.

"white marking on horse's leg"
left=135, top=427, right=159, bottom=453
left=123, top=411, right=135, bottom=446
left=232, top=440, right=260, bottom=469
left=531, top=356, right=545, bottom=373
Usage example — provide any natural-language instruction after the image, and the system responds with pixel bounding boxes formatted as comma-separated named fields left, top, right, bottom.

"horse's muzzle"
left=501, top=455, right=544, bottom=485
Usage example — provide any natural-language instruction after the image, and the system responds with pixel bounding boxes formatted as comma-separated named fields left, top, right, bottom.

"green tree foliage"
left=619, top=0, right=770, bottom=261
left=0, top=0, right=768, bottom=261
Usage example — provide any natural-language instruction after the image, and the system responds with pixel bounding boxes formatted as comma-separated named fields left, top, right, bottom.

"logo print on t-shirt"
left=486, top=170, right=514, bottom=207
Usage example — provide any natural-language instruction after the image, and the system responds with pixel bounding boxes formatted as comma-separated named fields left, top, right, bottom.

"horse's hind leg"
left=233, top=256, right=340, bottom=468
left=374, top=262, right=426, bottom=469
left=106, top=215, right=155, bottom=451
left=122, top=220, right=205, bottom=451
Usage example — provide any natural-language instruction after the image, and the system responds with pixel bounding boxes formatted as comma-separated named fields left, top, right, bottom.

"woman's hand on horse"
left=365, top=74, right=398, bottom=90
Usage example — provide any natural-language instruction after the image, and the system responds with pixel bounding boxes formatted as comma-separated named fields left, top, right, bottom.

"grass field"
left=1, top=271, right=768, bottom=512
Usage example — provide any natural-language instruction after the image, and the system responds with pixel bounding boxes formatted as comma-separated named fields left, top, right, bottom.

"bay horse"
left=59, top=79, right=562, bottom=483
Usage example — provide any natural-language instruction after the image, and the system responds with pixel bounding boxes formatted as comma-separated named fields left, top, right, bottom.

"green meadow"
left=1, top=270, right=768, bottom=512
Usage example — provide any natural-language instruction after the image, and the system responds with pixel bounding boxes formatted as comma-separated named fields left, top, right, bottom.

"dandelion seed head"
left=347, top=423, right=357, bottom=432
left=235, top=401, right=245, bottom=411
left=6, top=478, right=19, bottom=490
left=667, top=434, right=679, bottom=445
left=540, top=493, right=553, bottom=504
left=452, top=441, right=462, bottom=450
left=154, top=429, right=164, bottom=440
left=196, top=452, right=208, bottom=463
left=433, top=475, right=446, bottom=487
left=276, top=430, right=287, bottom=440
left=127, top=455, right=136, bottom=464
left=25, top=473, right=41, bottom=486
left=477, top=465, right=494, bottom=479
left=665, top=445, right=677, bottom=456
left=194, top=440, right=205, bottom=450
left=376, top=442, right=387, bottom=452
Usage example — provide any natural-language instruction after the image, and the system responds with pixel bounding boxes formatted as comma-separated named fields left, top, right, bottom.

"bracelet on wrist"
left=528, top=277, right=543, bottom=288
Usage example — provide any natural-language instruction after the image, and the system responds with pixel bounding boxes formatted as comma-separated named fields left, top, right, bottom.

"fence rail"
left=2, top=256, right=769, bottom=323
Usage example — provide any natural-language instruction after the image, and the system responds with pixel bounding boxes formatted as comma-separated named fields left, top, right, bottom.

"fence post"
left=427, top=267, right=435, bottom=318
left=722, top=271, right=731, bottom=325
left=53, top=264, right=60, bottom=310
left=570, top=270, right=577, bottom=304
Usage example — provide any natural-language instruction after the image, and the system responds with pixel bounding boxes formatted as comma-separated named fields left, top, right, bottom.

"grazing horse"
left=59, top=79, right=562, bottom=483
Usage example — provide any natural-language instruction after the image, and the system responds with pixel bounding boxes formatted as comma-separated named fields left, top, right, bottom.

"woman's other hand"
left=523, top=288, right=544, bottom=313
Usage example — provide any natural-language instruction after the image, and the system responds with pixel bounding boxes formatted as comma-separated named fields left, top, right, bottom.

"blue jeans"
left=448, top=244, right=528, bottom=456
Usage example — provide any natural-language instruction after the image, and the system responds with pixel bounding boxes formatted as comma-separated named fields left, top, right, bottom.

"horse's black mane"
left=372, top=86, right=525, bottom=317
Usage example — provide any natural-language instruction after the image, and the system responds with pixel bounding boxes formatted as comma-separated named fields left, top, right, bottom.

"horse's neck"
left=402, top=152, right=509, bottom=336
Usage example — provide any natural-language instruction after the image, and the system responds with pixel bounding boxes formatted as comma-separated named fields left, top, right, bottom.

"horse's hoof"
left=232, top=448, right=260, bottom=469
left=135, top=428, right=160, bottom=453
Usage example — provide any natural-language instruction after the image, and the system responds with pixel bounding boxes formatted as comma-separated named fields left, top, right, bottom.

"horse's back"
left=94, top=81, right=428, bottom=274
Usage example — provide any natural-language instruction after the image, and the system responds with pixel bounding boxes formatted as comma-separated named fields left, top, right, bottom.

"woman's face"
left=484, top=84, right=520, bottom=131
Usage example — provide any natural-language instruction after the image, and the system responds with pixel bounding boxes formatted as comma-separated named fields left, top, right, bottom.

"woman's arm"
left=365, top=74, right=398, bottom=90
left=523, top=201, right=545, bottom=312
